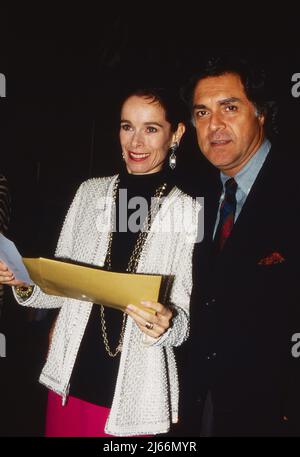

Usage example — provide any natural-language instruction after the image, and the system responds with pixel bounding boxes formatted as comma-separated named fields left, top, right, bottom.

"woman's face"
left=120, top=95, right=179, bottom=174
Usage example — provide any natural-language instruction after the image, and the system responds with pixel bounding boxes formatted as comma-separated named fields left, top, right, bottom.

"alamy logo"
left=0, top=332, right=6, bottom=358
left=95, top=191, right=204, bottom=243
left=291, top=73, right=300, bottom=98
left=291, top=333, right=300, bottom=358
left=0, top=73, right=6, bottom=98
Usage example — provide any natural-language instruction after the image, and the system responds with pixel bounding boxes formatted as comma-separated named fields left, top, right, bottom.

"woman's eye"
left=146, top=126, right=158, bottom=133
left=121, top=124, right=132, bottom=131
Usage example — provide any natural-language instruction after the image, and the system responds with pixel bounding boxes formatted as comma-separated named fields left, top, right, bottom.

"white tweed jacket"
left=14, top=175, right=201, bottom=436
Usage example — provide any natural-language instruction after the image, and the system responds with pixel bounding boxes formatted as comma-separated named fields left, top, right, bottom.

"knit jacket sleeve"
left=141, top=196, right=200, bottom=348
left=141, top=240, right=192, bottom=348
left=13, top=182, right=86, bottom=308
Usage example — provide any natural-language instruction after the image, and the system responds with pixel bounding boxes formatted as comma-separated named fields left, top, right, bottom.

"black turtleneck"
left=70, top=169, right=172, bottom=407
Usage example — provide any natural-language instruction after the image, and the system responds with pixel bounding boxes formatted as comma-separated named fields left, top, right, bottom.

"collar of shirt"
left=220, top=138, right=271, bottom=205
left=212, top=139, right=271, bottom=234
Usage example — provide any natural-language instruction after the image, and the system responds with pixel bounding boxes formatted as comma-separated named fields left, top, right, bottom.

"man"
left=179, top=56, right=300, bottom=436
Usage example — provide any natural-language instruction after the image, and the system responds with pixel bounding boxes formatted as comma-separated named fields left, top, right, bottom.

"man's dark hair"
left=181, top=54, right=278, bottom=138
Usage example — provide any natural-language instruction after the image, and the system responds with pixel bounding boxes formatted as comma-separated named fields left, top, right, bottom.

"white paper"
left=0, top=233, right=33, bottom=285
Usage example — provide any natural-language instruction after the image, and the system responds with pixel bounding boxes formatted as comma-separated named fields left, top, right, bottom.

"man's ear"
left=258, top=113, right=265, bottom=126
left=255, top=108, right=265, bottom=126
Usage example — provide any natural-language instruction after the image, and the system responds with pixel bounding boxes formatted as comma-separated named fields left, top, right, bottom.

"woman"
left=0, top=88, right=200, bottom=437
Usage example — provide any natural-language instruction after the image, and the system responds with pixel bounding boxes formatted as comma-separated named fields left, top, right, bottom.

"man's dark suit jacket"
left=178, top=143, right=300, bottom=436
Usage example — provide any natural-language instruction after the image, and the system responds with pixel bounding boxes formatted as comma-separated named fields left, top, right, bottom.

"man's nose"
left=209, top=112, right=226, bottom=131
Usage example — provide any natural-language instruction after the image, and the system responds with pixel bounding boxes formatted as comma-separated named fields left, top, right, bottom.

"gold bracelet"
left=15, top=285, right=34, bottom=299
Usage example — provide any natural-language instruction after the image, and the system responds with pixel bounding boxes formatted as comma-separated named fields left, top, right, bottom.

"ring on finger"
left=145, top=321, right=154, bottom=330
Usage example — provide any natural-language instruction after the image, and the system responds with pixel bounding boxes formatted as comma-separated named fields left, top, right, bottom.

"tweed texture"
left=14, top=175, right=201, bottom=435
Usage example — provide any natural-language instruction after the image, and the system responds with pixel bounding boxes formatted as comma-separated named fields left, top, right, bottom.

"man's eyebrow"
left=193, top=104, right=208, bottom=110
left=193, top=97, right=242, bottom=111
left=219, top=97, right=241, bottom=105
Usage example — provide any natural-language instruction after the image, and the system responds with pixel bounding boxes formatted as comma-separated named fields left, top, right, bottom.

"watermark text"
left=0, top=332, right=6, bottom=358
left=291, top=73, right=300, bottom=98
left=95, top=191, right=204, bottom=243
left=291, top=333, right=300, bottom=358
left=0, top=73, right=6, bottom=98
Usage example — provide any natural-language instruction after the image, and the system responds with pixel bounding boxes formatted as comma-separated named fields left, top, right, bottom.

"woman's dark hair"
left=120, top=87, right=188, bottom=132
left=181, top=55, right=278, bottom=137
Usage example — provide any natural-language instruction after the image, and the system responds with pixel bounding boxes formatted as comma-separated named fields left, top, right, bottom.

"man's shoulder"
left=268, top=141, right=298, bottom=171
left=259, top=142, right=298, bottom=191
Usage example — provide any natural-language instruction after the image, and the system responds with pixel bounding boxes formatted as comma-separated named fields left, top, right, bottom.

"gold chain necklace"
left=100, top=177, right=167, bottom=357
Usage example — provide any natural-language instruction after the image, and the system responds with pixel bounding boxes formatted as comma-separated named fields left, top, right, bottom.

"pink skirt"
left=45, top=391, right=114, bottom=437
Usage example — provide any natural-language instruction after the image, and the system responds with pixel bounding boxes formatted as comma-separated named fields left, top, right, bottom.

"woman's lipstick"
left=128, top=151, right=150, bottom=161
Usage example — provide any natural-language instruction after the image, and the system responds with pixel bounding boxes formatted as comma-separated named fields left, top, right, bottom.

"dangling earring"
left=169, top=143, right=178, bottom=170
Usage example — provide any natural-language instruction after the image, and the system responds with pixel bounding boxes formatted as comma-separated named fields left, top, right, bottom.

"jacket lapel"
left=213, top=147, right=278, bottom=264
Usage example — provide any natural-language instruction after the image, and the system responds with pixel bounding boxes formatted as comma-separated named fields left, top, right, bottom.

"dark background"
left=0, top=13, right=300, bottom=436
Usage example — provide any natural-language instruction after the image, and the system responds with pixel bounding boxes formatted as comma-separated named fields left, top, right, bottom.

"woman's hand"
left=0, top=260, right=27, bottom=287
left=125, top=300, right=173, bottom=338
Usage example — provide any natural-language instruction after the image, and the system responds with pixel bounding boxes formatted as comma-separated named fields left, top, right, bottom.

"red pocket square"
left=258, top=252, right=285, bottom=266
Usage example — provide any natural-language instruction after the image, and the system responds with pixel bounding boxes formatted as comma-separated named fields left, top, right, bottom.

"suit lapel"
left=214, top=147, right=278, bottom=263
left=193, top=146, right=281, bottom=283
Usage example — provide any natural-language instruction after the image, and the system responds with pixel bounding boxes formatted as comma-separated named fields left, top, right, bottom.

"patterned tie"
left=214, top=178, right=237, bottom=251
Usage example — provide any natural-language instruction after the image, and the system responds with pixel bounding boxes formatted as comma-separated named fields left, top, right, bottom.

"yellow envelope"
left=23, top=257, right=162, bottom=314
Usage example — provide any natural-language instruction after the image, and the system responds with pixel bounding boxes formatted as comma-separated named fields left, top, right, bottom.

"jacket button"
left=205, top=298, right=216, bottom=307
left=206, top=352, right=217, bottom=360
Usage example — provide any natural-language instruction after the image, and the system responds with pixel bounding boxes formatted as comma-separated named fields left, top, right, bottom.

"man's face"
left=192, top=72, right=265, bottom=176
